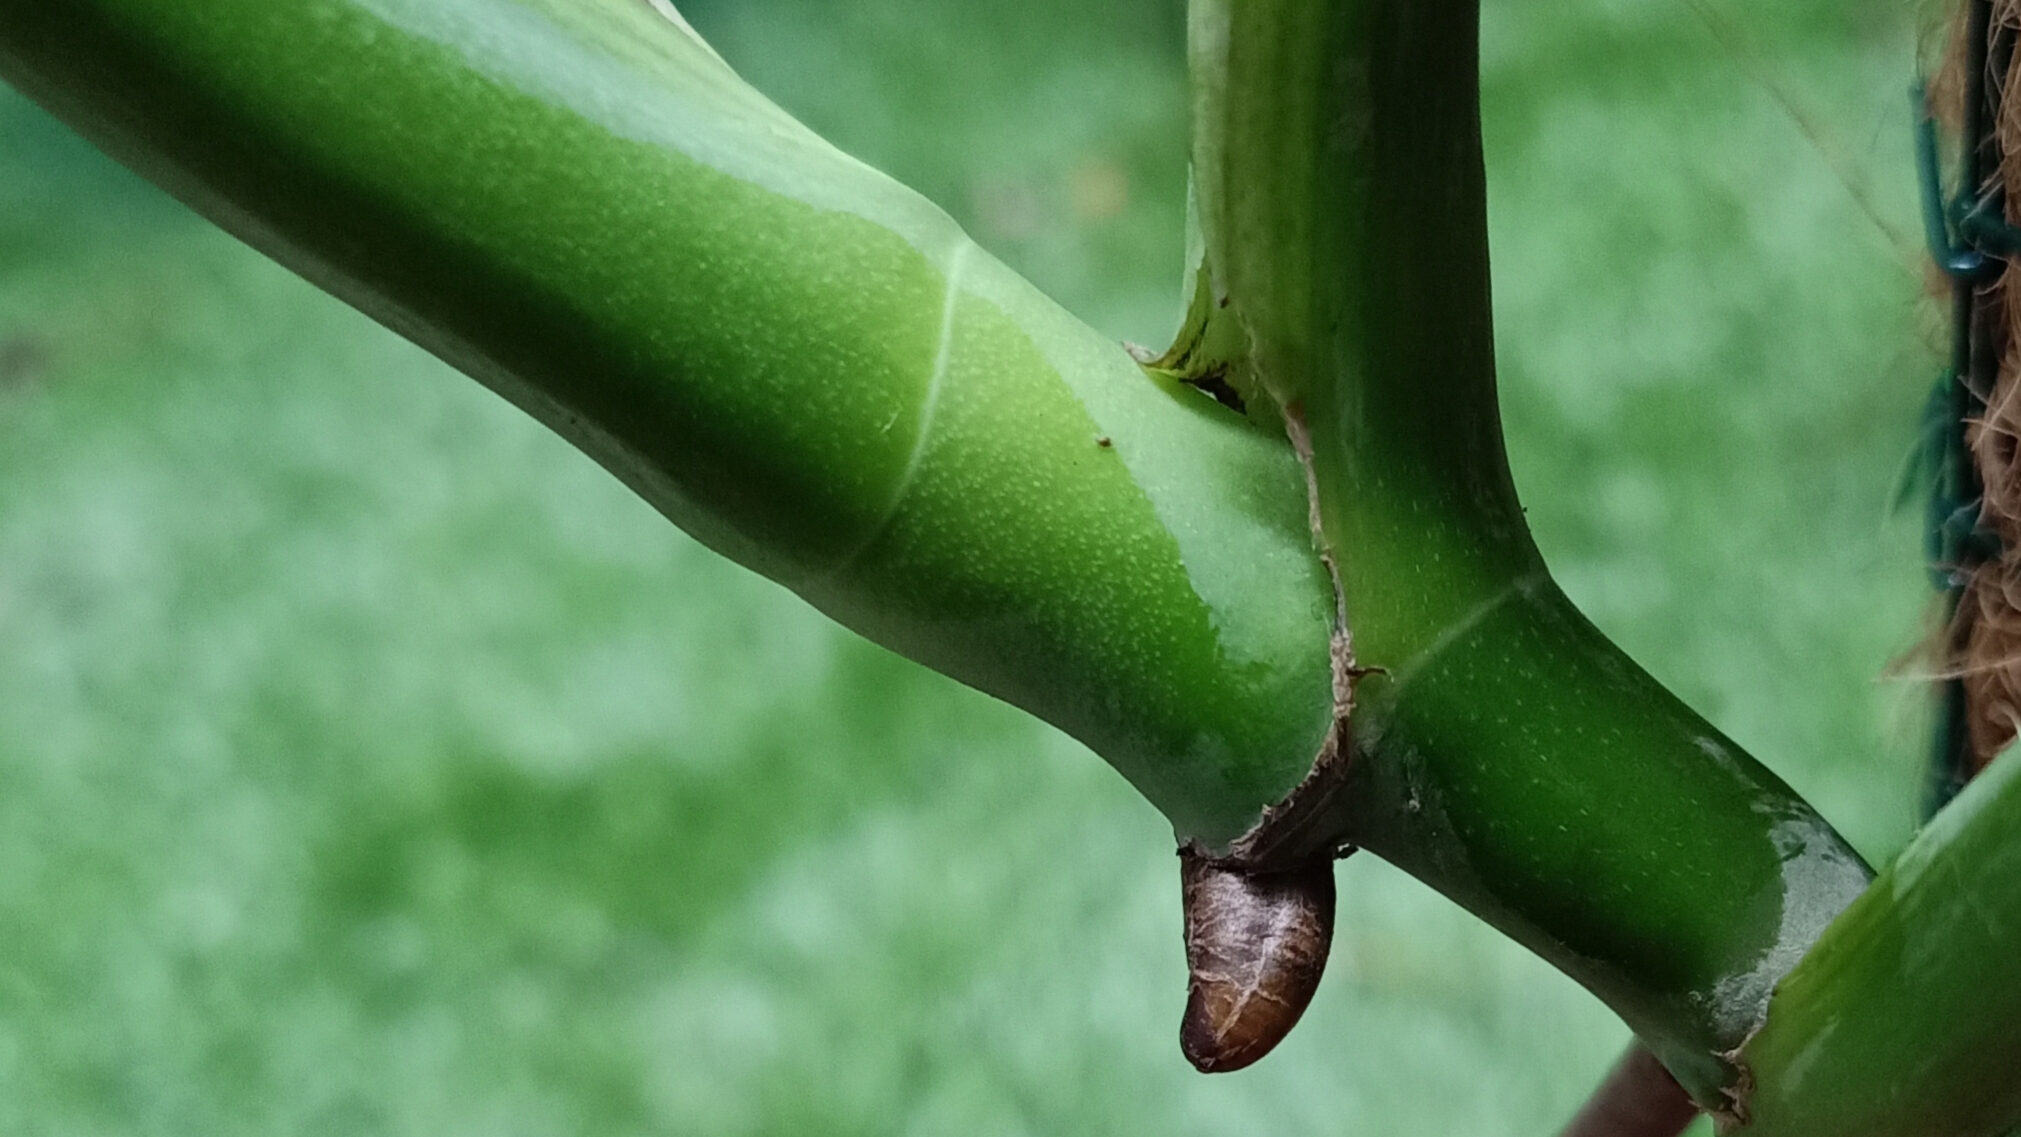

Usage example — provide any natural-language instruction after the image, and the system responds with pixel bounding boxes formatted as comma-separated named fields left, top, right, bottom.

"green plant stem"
left=1177, top=0, right=1870, bottom=1105
left=0, top=0, right=1925, bottom=1120
left=1734, top=749, right=2021, bottom=1137
left=0, top=0, right=1338, bottom=847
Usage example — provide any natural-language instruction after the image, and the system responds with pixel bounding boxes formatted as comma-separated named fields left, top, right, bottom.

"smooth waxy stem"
left=0, top=0, right=1337, bottom=849
left=1731, top=747, right=2021, bottom=1136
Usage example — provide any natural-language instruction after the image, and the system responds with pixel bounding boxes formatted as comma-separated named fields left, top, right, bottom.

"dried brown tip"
left=1178, top=849, right=1336, bottom=1073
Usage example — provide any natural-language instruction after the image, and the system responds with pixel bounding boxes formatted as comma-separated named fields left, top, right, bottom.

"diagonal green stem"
left=0, top=0, right=1340, bottom=847
left=1734, top=749, right=2021, bottom=1137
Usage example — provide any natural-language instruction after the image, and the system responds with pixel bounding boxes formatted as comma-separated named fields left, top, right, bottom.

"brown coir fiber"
left=1935, top=0, right=2021, bottom=775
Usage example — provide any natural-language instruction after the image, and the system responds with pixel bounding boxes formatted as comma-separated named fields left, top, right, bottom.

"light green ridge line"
left=822, top=236, right=975, bottom=581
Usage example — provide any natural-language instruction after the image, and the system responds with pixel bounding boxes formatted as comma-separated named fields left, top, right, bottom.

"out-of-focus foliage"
left=0, top=0, right=1928, bottom=1133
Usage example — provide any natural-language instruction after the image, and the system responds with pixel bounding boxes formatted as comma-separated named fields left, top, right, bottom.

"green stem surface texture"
left=0, top=0, right=1338, bottom=848
left=0, top=0, right=1936, bottom=1121
left=1734, top=749, right=2021, bottom=1137
left=1177, top=0, right=1869, bottom=1104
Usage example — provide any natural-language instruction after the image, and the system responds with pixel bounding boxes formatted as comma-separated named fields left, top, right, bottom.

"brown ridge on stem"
left=1172, top=405, right=1359, bottom=1074
left=1217, top=405, right=1361, bottom=870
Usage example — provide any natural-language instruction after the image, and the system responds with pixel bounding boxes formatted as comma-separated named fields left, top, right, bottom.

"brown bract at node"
left=1177, top=848, right=1336, bottom=1073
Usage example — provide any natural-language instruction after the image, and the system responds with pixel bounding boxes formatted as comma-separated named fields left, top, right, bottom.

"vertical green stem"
left=1178, top=0, right=1872, bottom=1107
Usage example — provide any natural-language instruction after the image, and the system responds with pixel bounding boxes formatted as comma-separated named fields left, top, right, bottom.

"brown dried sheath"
left=1178, top=848, right=1337, bottom=1072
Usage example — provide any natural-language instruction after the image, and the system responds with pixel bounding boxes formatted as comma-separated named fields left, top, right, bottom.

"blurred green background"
left=0, top=0, right=1937, bottom=1133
